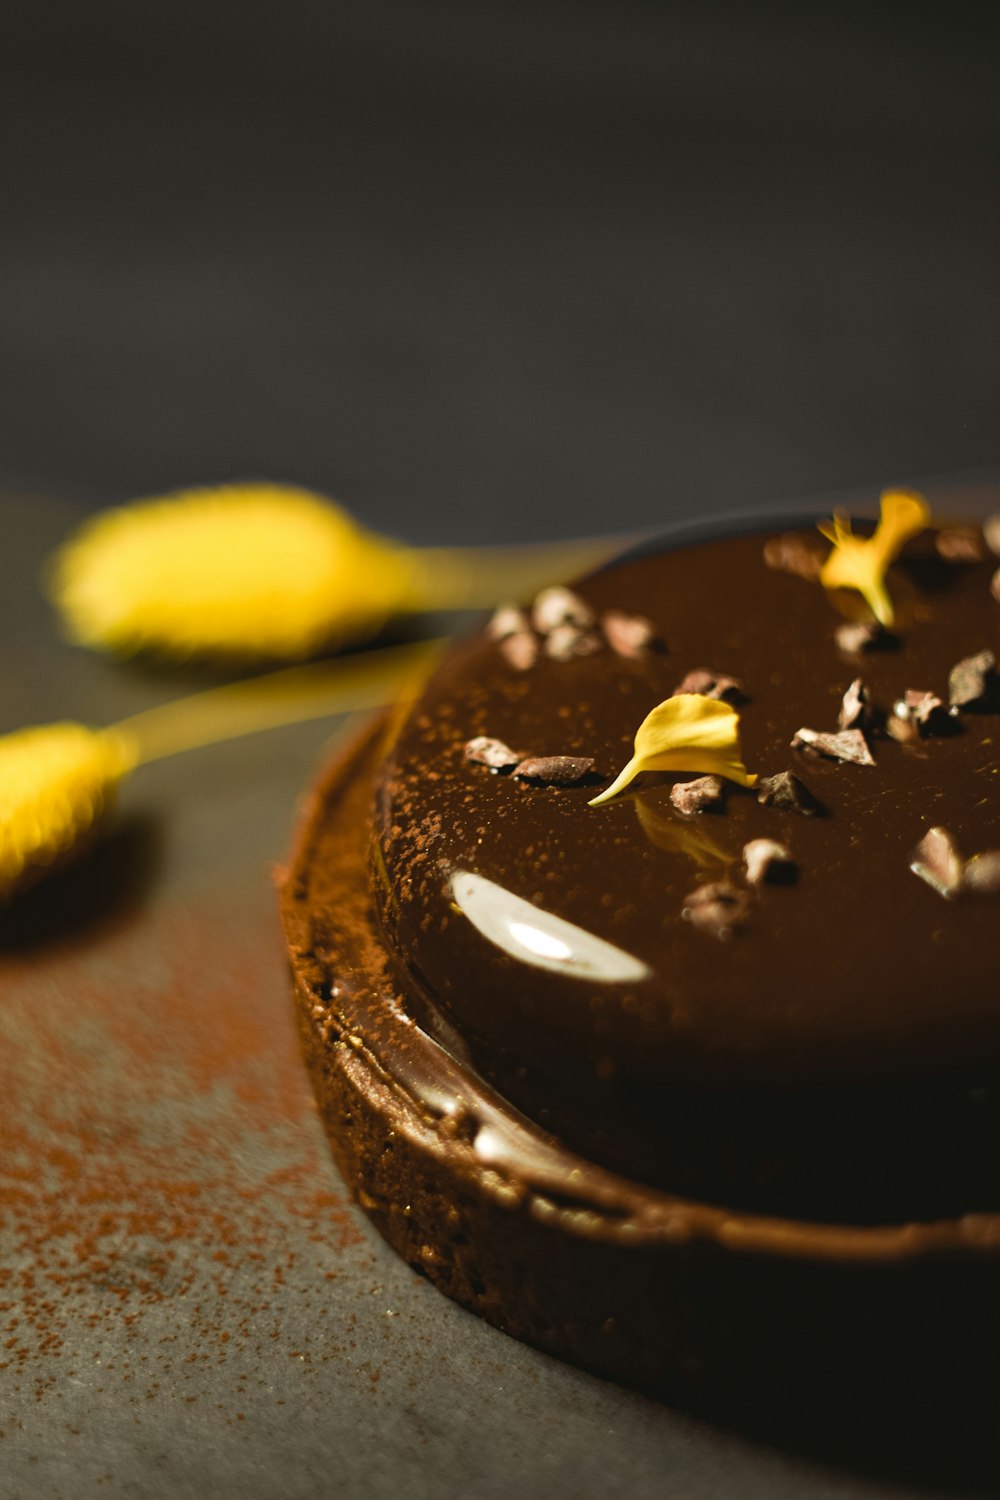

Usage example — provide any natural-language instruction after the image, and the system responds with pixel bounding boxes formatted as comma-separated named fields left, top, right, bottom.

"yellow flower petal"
left=589, top=694, right=757, bottom=807
left=0, top=724, right=136, bottom=901
left=49, top=484, right=423, bottom=662
left=634, top=793, right=732, bottom=868
left=818, top=489, right=930, bottom=627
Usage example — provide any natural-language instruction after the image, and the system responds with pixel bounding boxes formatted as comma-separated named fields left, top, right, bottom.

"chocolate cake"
left=280, top=502, right=1000, bottom=1437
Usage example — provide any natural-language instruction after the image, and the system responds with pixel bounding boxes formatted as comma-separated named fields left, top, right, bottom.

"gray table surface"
left=2, top=484, right=999, bottom=1500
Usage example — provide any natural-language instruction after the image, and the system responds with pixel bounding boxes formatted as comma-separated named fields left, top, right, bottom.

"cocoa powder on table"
left=0, top=892, right=365, bottom=1409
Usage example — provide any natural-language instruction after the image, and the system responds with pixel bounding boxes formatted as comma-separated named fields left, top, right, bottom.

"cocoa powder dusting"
left=0, top=895, right=366, bottom=1411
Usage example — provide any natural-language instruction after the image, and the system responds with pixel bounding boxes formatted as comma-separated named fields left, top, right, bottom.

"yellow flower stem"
left=409, top=533, right=640, bottom=610
left=112, top=638, right=446, bottom=767
left=107, top=530, right=635, bottom=763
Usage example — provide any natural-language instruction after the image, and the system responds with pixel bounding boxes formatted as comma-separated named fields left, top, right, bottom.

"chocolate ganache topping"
left=372, top=523, right=1000, bottom=1222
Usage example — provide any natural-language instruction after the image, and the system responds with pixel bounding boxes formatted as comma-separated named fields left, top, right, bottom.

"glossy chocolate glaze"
left=283, top=716, right=1000, bottom=1468
left=373, top=526, right=1000, bottom=1219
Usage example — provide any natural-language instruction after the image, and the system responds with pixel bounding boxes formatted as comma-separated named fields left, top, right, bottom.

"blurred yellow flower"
left=49, top=483, right=422, bottom=661
left=0, top=637, right=440, bottom=904
left=818, top=489, right=930, bottom=627
left=0, top=723, right=137, bottom=901
left=589, top=694, right=757, bottom=807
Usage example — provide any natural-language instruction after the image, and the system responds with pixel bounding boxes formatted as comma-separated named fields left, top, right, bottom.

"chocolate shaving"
left=948, top=648, right=997, bottom=710
left=464, top=736, right=520, bottom=771
left=602, top=610, right=659, bottom=659
left=756, top=771, right=823, bottom=816
left=669, top=775, right=725, bottom=816
left=763, top=533, right=825, bottom=581
left=681, top=881, right=751, bottom=940
left=544, top=624, right=602, bottom=662
left=911, top=827, right=964, bottom=900
left=910, top=831, right=1000, bottom=898
left=903, top=688, right=944, bottom=720
left=891, top=690, right=955, bottom=739
left=964, top=851, right=1000, bottom=896
left=743, top=838, right=796, bottom=887
left=499, top=632, right=538, bottom=671
left=531, top=586, right=595, bottom=635
left=834, top=619, right=891, bottom=656
left=513, top=755, right=596, bottom=787
left=935, top=526, right=987, bottom=563
left=486, top=603, right=530, bottom=641
left=992, top=567, right=1000, bottom=606
left=672, top=669, right=746, bottom=704
left=838, top=677, right=875, bottom=732
left=791, top=727, right=876, bottom=766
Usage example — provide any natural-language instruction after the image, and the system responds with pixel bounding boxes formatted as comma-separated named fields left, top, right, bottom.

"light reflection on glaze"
left=450, top=870, right=651, bottom=984
left=634, top=791, right=733, bottom=869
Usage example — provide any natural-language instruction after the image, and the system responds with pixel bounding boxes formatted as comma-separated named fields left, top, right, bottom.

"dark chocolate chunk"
left=935, top=526, right=987, bottom=563
left=544, top=624, right=603, bottom=662
left=911, top=827, right=964, bottom=900
left=894, top=690, right=954, bottom=738
left=486, top=603, right=530, bottom=641
left=791, top=727, right=876, bottom=766
left=948, top=649, right=997, bottom=710
left=531, top=586, right=596, bottom=634
left=963, top=851, right=1000, bottom=895
left=743, top=838, right=797, bottom=887
left=763, top=533, right=825, bottom=581
left=513, top=755, right=596, bottom=787
left=756, top=771, right=823, bottom=815
left=886, top=710, right=918, bottom=745
left=903, top=688, right=944, bottom=719
left=464, top=736, right=520, bottom=771
left=602, top=610, right=659, bottom=659
left=672, top=669, right=746, bottom=704
left=499, top=632, right=538, bottom=671
left=838, top=678, right=874, bottom=732
left=834, top=620, right=889, bottom=656
left=669, top=775, right=725, bottom=816
left=681, top=881, right=751, bottom=939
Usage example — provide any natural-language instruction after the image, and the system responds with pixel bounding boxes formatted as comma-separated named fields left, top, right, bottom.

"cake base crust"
left=280, top=716, right=1000, bottom=1469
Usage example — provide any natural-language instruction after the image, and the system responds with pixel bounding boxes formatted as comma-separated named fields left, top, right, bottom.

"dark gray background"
left=2, top=0, right=999, bottom=541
